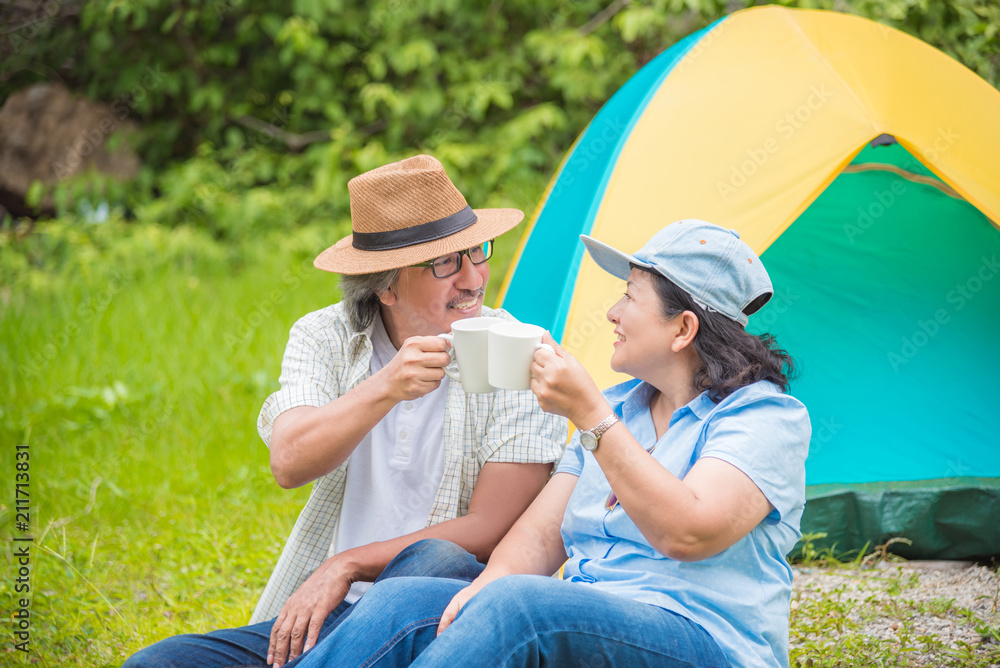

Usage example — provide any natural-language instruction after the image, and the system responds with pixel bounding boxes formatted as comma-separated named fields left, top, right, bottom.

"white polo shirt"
left=331, top=314, right=447, bottom=603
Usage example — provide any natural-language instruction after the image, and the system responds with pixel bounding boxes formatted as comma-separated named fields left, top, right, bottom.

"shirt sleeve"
left=477, top=390, right=569, bottom=467
left=699, top=394, right=811, bottom=522
left=554, top=431, right=585, bottom=477
left=257, top=315, right=345, bottom=448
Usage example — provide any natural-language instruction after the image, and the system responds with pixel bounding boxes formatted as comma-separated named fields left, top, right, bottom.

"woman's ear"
left=671, top=310, right=700, bottom=352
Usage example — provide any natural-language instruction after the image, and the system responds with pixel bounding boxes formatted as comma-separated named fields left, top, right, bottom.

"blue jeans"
left=123, top=539, right=485, bottom=668
left=295, top=568, right=733, bottom=667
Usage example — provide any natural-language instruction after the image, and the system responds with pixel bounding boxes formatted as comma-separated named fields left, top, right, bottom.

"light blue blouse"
left=556, top=379, right=810, bottom=668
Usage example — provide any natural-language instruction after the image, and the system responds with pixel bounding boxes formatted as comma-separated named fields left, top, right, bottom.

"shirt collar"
left=610, top=379, right=717, bottom=423
left=686, top=391, right=717, bottom=421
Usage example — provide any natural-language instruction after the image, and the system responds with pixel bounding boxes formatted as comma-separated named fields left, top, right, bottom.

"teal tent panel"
left=750, top=143, right=1000, bottom=486
left=501, top=19, right=727, bottom=337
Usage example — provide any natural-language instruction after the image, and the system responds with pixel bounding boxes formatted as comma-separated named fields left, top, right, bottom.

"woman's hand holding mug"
left=529, top=332, right=611, bottom=428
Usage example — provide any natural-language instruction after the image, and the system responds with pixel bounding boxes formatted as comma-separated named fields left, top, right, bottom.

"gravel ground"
left=791, top=560, right=1000, bottom=666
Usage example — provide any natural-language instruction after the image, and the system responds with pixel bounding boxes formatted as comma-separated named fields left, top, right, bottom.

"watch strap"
left=587, top=413, right=620, bottom=441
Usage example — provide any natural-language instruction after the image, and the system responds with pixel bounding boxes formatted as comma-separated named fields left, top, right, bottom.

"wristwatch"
left=579, top=414, right=620, bottom=451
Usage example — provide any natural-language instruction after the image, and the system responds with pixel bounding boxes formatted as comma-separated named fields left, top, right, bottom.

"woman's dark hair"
left=636, top=266, right=795, bottom=401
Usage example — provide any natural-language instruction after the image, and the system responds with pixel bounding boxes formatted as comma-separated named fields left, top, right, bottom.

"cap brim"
left=315, top=208, right=524, bottom=274
left=580, top=235, right=655, bottom=280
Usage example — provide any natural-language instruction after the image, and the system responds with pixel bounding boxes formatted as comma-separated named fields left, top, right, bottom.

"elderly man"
left=124, top=155, right=567, bottom=667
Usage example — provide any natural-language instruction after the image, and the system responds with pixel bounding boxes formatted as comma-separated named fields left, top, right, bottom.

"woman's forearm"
left=591, top=422, right=772, bottom=561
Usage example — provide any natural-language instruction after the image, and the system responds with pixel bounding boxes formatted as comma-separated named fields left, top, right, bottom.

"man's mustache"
left=448, top=289, right=485, bottom=307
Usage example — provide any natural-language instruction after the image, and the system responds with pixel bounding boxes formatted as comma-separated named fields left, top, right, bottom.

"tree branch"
left=233, top=115, right=331, bottom=151
left=579, top=0, right=632, bottom=37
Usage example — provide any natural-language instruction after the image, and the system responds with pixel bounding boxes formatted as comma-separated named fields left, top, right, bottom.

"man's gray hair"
left=339, top=268, right=402, bottom=332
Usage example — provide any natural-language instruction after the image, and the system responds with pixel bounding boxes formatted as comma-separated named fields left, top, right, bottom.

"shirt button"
left=404, top=402, right=415, bottom=411
left=399, top=430, right=408, bottom=440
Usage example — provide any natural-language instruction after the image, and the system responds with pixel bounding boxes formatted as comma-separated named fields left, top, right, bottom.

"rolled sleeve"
left=257, top=316, right=345, bottom=448
left=477, top=389, right=568, bottom=467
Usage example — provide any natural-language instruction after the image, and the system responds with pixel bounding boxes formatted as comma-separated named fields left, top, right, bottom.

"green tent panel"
left=758, top=142, right=1000, bottom=559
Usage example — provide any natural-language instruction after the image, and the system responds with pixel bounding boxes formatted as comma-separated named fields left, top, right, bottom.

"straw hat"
left=314, top=155, right=524, bottom=274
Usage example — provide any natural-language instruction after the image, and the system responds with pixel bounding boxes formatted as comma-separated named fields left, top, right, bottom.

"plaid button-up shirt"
left=250, top=303, right=567, bottom=623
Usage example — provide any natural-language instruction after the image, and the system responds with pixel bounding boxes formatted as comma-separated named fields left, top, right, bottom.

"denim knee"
left=459, top=574, right=547, bottom=622
left=398, top=539, right=466, bottom=562
left=381, top=539, right=483, bottom=582
left=121, top=642, right=175, bottom=668
left=477, top=574, right=546, bottom=600
left=351, top=575, right=463, bottom=626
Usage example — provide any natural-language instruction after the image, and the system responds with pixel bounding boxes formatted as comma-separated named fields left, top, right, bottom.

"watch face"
left=580, top=431, right=598, bottom=451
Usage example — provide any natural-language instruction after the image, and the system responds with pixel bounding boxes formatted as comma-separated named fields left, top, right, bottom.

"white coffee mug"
left=488, top=322, right=555, bottom=391
left=438, top=317, right=503, bottom=394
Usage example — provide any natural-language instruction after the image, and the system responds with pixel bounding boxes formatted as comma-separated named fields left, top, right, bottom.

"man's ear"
left=671, top=310, right=700, bottom=352
left=378, top=285, right=397, bottom=307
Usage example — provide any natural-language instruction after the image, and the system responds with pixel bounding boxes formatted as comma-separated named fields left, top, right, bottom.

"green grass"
left=789, top=569, right=1000, bottom=667
left=790, top=535, right=1000, bottom=666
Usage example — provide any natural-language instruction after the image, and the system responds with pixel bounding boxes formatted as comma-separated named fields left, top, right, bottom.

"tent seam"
left=777, top=7, right=882, bottom=139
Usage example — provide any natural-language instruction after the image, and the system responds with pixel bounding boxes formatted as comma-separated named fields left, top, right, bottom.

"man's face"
left=381, top=250, right=490, bottom=343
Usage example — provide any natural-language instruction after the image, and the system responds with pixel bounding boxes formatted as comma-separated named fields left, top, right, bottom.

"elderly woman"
left=295, top=219, right=810, bottom=668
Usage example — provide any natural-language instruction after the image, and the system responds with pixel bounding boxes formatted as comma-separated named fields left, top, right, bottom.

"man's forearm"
left=332, top=511, right=504, bottom=584
left=269, top=376, right=397, bottom=488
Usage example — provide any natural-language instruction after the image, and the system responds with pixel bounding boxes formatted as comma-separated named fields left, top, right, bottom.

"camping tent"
left=498, top=6, right=1000, bottom=559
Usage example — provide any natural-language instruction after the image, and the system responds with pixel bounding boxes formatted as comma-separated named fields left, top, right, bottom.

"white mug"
left=488, top=322, right=554, bottom=391
left=438, top=317, right=503, bottom=394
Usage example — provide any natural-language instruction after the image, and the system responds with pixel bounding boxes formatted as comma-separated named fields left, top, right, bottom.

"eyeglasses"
left=413, top=240, right=493, bottom=278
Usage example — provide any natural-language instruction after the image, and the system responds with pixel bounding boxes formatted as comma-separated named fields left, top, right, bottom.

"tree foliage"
left=2, top=0, right=997, bottom=239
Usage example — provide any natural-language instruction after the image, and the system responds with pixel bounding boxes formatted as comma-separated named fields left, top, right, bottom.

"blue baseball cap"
left=580, top=219, right=773, bottom=326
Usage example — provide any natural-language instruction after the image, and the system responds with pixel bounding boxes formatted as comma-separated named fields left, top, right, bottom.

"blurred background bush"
left=2, top=0, right=997, bottom=242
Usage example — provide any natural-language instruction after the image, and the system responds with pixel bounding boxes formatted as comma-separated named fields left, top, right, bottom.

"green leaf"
left=161, top=9, right=182, bottom=33
left=25, top=180, right=45, bottom=209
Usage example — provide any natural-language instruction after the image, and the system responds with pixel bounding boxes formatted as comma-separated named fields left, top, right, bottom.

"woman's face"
left=606, top=269, right=682, bottom=380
